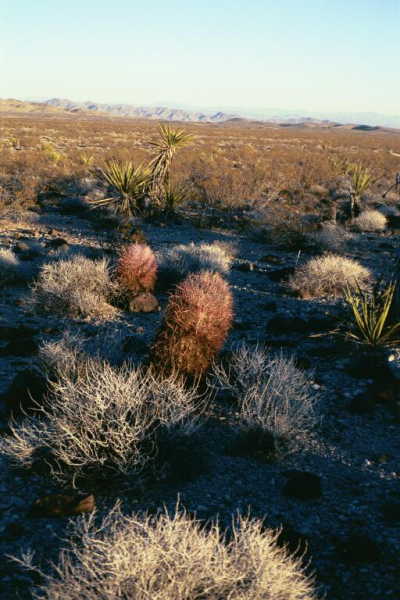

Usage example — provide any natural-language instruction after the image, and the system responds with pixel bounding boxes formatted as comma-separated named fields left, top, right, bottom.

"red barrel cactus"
left=116, top=243, right=157, bottom=296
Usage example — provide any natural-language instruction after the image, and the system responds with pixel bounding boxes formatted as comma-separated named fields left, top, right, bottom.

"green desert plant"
left=148, top=125, right=194, bottom=207
left=92, top=160, right=150, bottom=217
left=344, top=280, right=400, bottom=346
left=348, top=163, right=375, bottom=218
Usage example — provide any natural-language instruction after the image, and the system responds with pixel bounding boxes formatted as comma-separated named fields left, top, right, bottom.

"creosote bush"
left=308, top=223, right=353, bottom=254
left=0, top=359, right=200, bottom=484
left=29, top=255, right=117, bottom=320
left=152, top=271, right=233, bottom=377
left=213, top=345, right=319, bottom=453
left=352, top=209, right=387, bottom=232
left=116, top=243, right=157, bottom=295
left=289, top=253, right=371, bottom=298
left=18, top=502, right=318, bottom=600
left=158, top=242, right=232, bottom=285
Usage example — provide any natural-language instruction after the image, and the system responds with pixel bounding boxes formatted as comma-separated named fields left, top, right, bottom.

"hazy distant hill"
left=44, top=98, right=236, bottom=122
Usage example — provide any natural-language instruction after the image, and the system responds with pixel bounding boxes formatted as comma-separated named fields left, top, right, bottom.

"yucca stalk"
left=348, top=163, right=374, bottom=219
left=148, top=125, right=193, bottom=207
left=91, top=160, right=150, bottom=217
left=344, top=280, right=400, bottom=346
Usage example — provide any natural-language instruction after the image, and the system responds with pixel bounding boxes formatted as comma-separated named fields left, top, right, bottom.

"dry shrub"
left=0, top=359, right=200, bottom=484
left=116, top=243, right=157, bottom=295
left=308, top=223, right=353, bottom=254
left=0, top=248, right=20, bottom=283
left=289, top=254, right=371, bottom=298
left=213, top=345, right=319, bottom=451
left=30, top=255, right=117, bottom=320
left=152, top=271, right=233, bottom=377
left=158, top=242, right=232, bottom=284
left=352, top=209, right=387, bottom=232
left=19, top=502, right=318, bottom=600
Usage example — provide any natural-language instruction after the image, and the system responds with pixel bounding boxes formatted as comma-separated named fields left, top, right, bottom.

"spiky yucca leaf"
left=344, top=280, right=400, bottom=346
left=92, top=160, right=150, bottom=217
left=148, top=125, right=194, bottom=206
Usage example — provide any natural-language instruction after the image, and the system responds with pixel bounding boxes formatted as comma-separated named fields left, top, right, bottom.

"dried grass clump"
left=289, top=254, right=371, bottom=298
left=30, top=255, right=117, bottom=320
left=158, top=242, right=232, bottom=283
left=213, top=345, right=319, bottom=451
left=116, top=243, right=157, bottom=295
left=352, top=209, right=387, bottom=232
left=0, top=248, right=20, bottom=283
left=0, top=360, right=199, bottom=483
left=308, top=223, right=353, bottom=254
left=19, top=502, right=318, bottom=600
left=152, top=271, right=233, bottom=377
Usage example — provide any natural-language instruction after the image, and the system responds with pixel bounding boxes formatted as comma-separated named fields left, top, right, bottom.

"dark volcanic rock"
left=267, top=315, right=308, bottom=334
left=337, top=532, right=381, bottom=563
left=1, top=369, right=47, bottom=414
left=283, top=471, right=322, bottom=500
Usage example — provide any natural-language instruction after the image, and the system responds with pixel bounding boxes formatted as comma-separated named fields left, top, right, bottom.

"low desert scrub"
left=0, top=359, right=200, bottom=484
left=308, top=223, right=353, bottom=254
left=289, top=254, right=371, bottom=298
left=0, top=248, right=20, bottom=283
left=152, top=271, right=233, bottom=377
left=213, top=345, right=319, bottom=454
left=352, top=209, right=387, bottom=232
left=29, top=255, right=117, bottom=320
left=116, top=243, right=157, bottom=295
left=18, top=502, right=318, bottom=600
left=158, top=242, right=232, bottom=284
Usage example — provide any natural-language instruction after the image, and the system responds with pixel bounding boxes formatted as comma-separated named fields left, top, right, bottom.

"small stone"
left=128, top=292, right=159, bottom=313
left=338, top=532, right=381, bottom=563
left=30, top=493, right=95, bottom=518
left=283, top=471, right=322, bottom=500
left=267, top=267, right=295, bottom=282
left=259, top=254, right=283, bottom=265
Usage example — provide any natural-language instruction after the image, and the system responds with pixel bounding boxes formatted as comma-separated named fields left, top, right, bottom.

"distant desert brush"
left=289, top=253, right=371, bottom=298
left=116, top=243, right=157, bottom=295
left=18, top=502, right=318, bottom=600
left=30, top=255, right=117, bottom=320
left=308, top=223, right=353, bottom=254
left=152, top=271, right=233, bottom=377
left=0, top=359, right=200, bottom=484
left=0, top=248, right=20, bottom=283
left=213, top=345, right=319, bottom=451
left=158, top=242, right=232, bottom=284
left=352, top=209, right=387, bottom=232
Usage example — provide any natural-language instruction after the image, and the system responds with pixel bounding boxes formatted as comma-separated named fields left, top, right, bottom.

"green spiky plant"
left=148, top=125, right=194, bottom=208
left=91, top=160, right=151, bottom=217
left=164, top=183, right=188, bottom=215
left=344, top=279, right=400, bottom=347
left=348, top=163, right=375, bottom=219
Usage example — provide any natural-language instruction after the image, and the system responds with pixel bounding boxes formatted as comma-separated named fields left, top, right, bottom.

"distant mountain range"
left=2, top=97, right=400, bottom=130
left=44, top=98, right=236, bottom=123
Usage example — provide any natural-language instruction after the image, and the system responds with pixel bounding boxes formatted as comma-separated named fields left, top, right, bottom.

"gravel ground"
left=0, top=205, right=399, bottom=599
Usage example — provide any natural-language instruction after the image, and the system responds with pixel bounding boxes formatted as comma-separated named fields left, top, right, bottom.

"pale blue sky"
left=1, top=0, right=399, bottom=115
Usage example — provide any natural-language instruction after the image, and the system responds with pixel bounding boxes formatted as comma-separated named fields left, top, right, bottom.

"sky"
left=1, top=0, right=399, bottom=117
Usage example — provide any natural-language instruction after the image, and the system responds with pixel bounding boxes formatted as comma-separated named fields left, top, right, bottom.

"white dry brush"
left=0, top=248, right=20, bottom=283
left=29, top=255, right=117, bottom=320
left=158, top=242, right=233, bottom=281
left=15, top=501, right=318, bottom=600
left=289, top=253, right=371, bottom=298
left=0, top=357, right=201, bottom=484
left=213, top=345, right=320, bottom=451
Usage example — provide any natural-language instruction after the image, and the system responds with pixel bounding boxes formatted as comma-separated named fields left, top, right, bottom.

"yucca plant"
left=148, top=125, right=194, bottom=207
left=92, top=160, right=151, bottom=217
left=164, top=183, right=188, bottom=214
left=344, top=279, right=400, bottom=346
left=348, top=163, right=374, bottom=219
